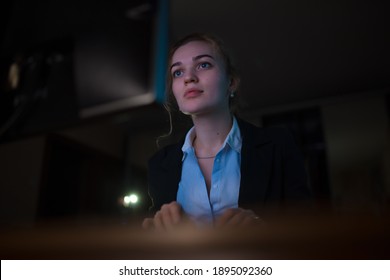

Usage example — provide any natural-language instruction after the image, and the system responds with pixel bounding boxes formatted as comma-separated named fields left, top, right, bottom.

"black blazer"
left=147, top=119, right=311, bottom=213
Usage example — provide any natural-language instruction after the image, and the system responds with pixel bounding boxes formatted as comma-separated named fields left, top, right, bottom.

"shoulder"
left=148, top=142, right=183, bottom=167
left=237, top=118, right=296, bottom=146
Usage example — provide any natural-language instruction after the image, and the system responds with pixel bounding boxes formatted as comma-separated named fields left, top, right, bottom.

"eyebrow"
left=170, top=54, right=215, bottom=70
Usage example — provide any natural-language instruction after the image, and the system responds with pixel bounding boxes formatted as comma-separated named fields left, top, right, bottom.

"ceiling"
left=169, top=0, right=389, bottom=112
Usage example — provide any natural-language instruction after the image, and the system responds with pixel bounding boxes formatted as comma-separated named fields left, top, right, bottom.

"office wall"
left=322, top=95, right=389, bottom=213
left=0, top=136, right=46, bottom=226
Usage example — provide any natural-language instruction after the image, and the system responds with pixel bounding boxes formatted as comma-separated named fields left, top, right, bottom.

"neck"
left=191, top=111, right=233, bottom=157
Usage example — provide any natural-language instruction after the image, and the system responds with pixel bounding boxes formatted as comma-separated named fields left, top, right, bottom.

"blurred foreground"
left=1, top=208, right=389, bottom=260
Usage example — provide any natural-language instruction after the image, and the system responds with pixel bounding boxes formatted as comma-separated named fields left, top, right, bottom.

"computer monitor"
left=0, top=0, right=168, bottom=140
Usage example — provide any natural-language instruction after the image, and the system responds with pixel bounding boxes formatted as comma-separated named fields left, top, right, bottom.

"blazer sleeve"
left=278, top=128, right=312, bottom=201
left=254, top=126, right=313, bottom=216
left=146, top=143, right=183, bottom=213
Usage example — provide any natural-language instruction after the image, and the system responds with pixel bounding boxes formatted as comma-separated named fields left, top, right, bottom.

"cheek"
left=204, top=72, right=227, bottom=90
left=171, top=80, right=181, bottom=100
left=211, top=76, right=230, bottom=98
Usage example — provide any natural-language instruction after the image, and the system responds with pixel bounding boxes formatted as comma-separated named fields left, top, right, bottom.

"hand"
left=215, top=208, right=264, bottom=229
left=142, top=201, right=192, bottom=231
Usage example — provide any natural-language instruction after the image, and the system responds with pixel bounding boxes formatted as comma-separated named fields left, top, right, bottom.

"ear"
left=228, top=76, right=240, bottom=93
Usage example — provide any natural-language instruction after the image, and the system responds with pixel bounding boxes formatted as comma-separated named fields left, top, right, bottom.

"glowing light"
left=123, top=194, right=139, bottom=207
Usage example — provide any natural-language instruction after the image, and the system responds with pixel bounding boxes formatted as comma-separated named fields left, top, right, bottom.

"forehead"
left=171, top=40, right=218, bottom=63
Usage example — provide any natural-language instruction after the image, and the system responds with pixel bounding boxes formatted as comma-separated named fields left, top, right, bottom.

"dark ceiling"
left=170, top=0, right=389, bottom=111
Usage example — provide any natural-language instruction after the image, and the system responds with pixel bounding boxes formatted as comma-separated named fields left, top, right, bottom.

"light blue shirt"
left=177, top=117, right=242, bottom=225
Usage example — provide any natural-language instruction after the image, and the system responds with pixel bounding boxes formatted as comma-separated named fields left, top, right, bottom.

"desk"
left=1, top=214, right=389, bottom=259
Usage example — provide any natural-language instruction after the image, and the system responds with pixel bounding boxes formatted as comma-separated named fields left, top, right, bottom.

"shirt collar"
left=181, top=116, right=242, bottom=161
left=182, top=126, right=196, bottom=157
left=225, top=116, right=242, bottom=153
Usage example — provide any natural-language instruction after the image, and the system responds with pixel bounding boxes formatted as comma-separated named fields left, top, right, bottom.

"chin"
left=179, top=105, right=203, bottom=115
left=180, top=110, right=193, bottom=116
left=179, top=104, right=219, bottom=117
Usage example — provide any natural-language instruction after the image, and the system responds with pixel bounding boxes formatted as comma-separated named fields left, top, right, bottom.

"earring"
left=230, top=92, right=235, bottom=98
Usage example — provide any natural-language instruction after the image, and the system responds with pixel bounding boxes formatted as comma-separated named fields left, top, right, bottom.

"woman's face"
left=170, top=40, right=231, bottom=116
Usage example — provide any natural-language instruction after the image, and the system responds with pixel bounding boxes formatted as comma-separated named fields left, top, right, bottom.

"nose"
left=184, top=70, right=198, bottom=84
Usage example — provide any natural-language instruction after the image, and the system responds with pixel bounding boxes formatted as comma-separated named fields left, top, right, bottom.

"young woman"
left=142, top=33, right=311, bottom=231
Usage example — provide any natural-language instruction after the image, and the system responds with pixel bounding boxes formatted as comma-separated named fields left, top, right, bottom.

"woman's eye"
left=198, top=62, right=211, bottom=69
left=172, top=70, right=183, bottom=78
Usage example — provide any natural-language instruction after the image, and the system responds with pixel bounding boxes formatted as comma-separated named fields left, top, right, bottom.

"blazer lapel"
left=160, top=144, right=183, bottom=202
left=238, top=120, right=274, bottom=206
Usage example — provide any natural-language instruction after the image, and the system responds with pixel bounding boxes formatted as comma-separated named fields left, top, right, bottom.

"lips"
left=184, top=88, right=203, bottom=98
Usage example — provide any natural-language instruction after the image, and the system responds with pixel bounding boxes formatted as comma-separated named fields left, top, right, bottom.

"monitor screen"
left=75, top=0, right=168, bottom=118
left=0, top=0, right=168, bottom=139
